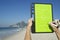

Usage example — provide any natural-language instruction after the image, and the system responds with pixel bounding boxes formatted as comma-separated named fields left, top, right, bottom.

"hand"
left=27, top=18, right=33, bottom=29
left=49, top=21, right=59, bottom=32
left=50, top=21, right=58, bottom=28
left=50, top=19, right=59, bottom=28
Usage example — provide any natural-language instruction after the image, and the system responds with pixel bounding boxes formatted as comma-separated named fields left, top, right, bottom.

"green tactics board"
left=34, top=3, right=53, bottom=33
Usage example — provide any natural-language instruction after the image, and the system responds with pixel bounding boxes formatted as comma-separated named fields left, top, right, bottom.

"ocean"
left=0, top=27, right=23, bottom=39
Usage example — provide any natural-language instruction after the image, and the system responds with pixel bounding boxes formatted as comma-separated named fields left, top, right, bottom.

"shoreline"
left=3, top=29, right=26, bottom=40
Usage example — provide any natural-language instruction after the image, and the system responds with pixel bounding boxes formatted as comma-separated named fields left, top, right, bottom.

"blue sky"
left=0, top=0, right=60, bottom=27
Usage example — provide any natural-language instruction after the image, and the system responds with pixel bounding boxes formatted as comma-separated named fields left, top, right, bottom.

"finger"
left=50, top=22, right=58, bottom=27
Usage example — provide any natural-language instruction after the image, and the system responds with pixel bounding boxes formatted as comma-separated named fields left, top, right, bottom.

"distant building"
left=9, top=21, right=27, bottom=28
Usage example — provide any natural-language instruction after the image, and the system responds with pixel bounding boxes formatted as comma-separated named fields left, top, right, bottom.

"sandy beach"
left=3, top=29, right=58, bottom=40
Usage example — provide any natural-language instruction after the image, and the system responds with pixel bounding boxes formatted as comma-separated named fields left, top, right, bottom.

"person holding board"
left=24, top=18, right=60, bottom=40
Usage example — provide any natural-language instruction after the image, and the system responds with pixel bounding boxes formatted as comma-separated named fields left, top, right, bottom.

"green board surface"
left=35, top=4, right=53, bottom=32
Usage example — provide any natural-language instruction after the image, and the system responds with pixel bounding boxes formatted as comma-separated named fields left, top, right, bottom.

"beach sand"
left=3, top=29, right=58, bottom=40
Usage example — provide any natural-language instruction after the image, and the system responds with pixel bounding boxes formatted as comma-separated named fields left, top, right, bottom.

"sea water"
left=0, top=27, right=23, bottom=39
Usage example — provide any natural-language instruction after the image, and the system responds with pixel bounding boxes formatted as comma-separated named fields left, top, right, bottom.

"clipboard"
left=31, top=3, right=54, bottom=33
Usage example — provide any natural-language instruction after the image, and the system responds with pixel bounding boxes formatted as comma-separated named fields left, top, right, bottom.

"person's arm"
left=24, top=18, right=32, bottom=40
left=50, top=22, right=60, bottom=40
